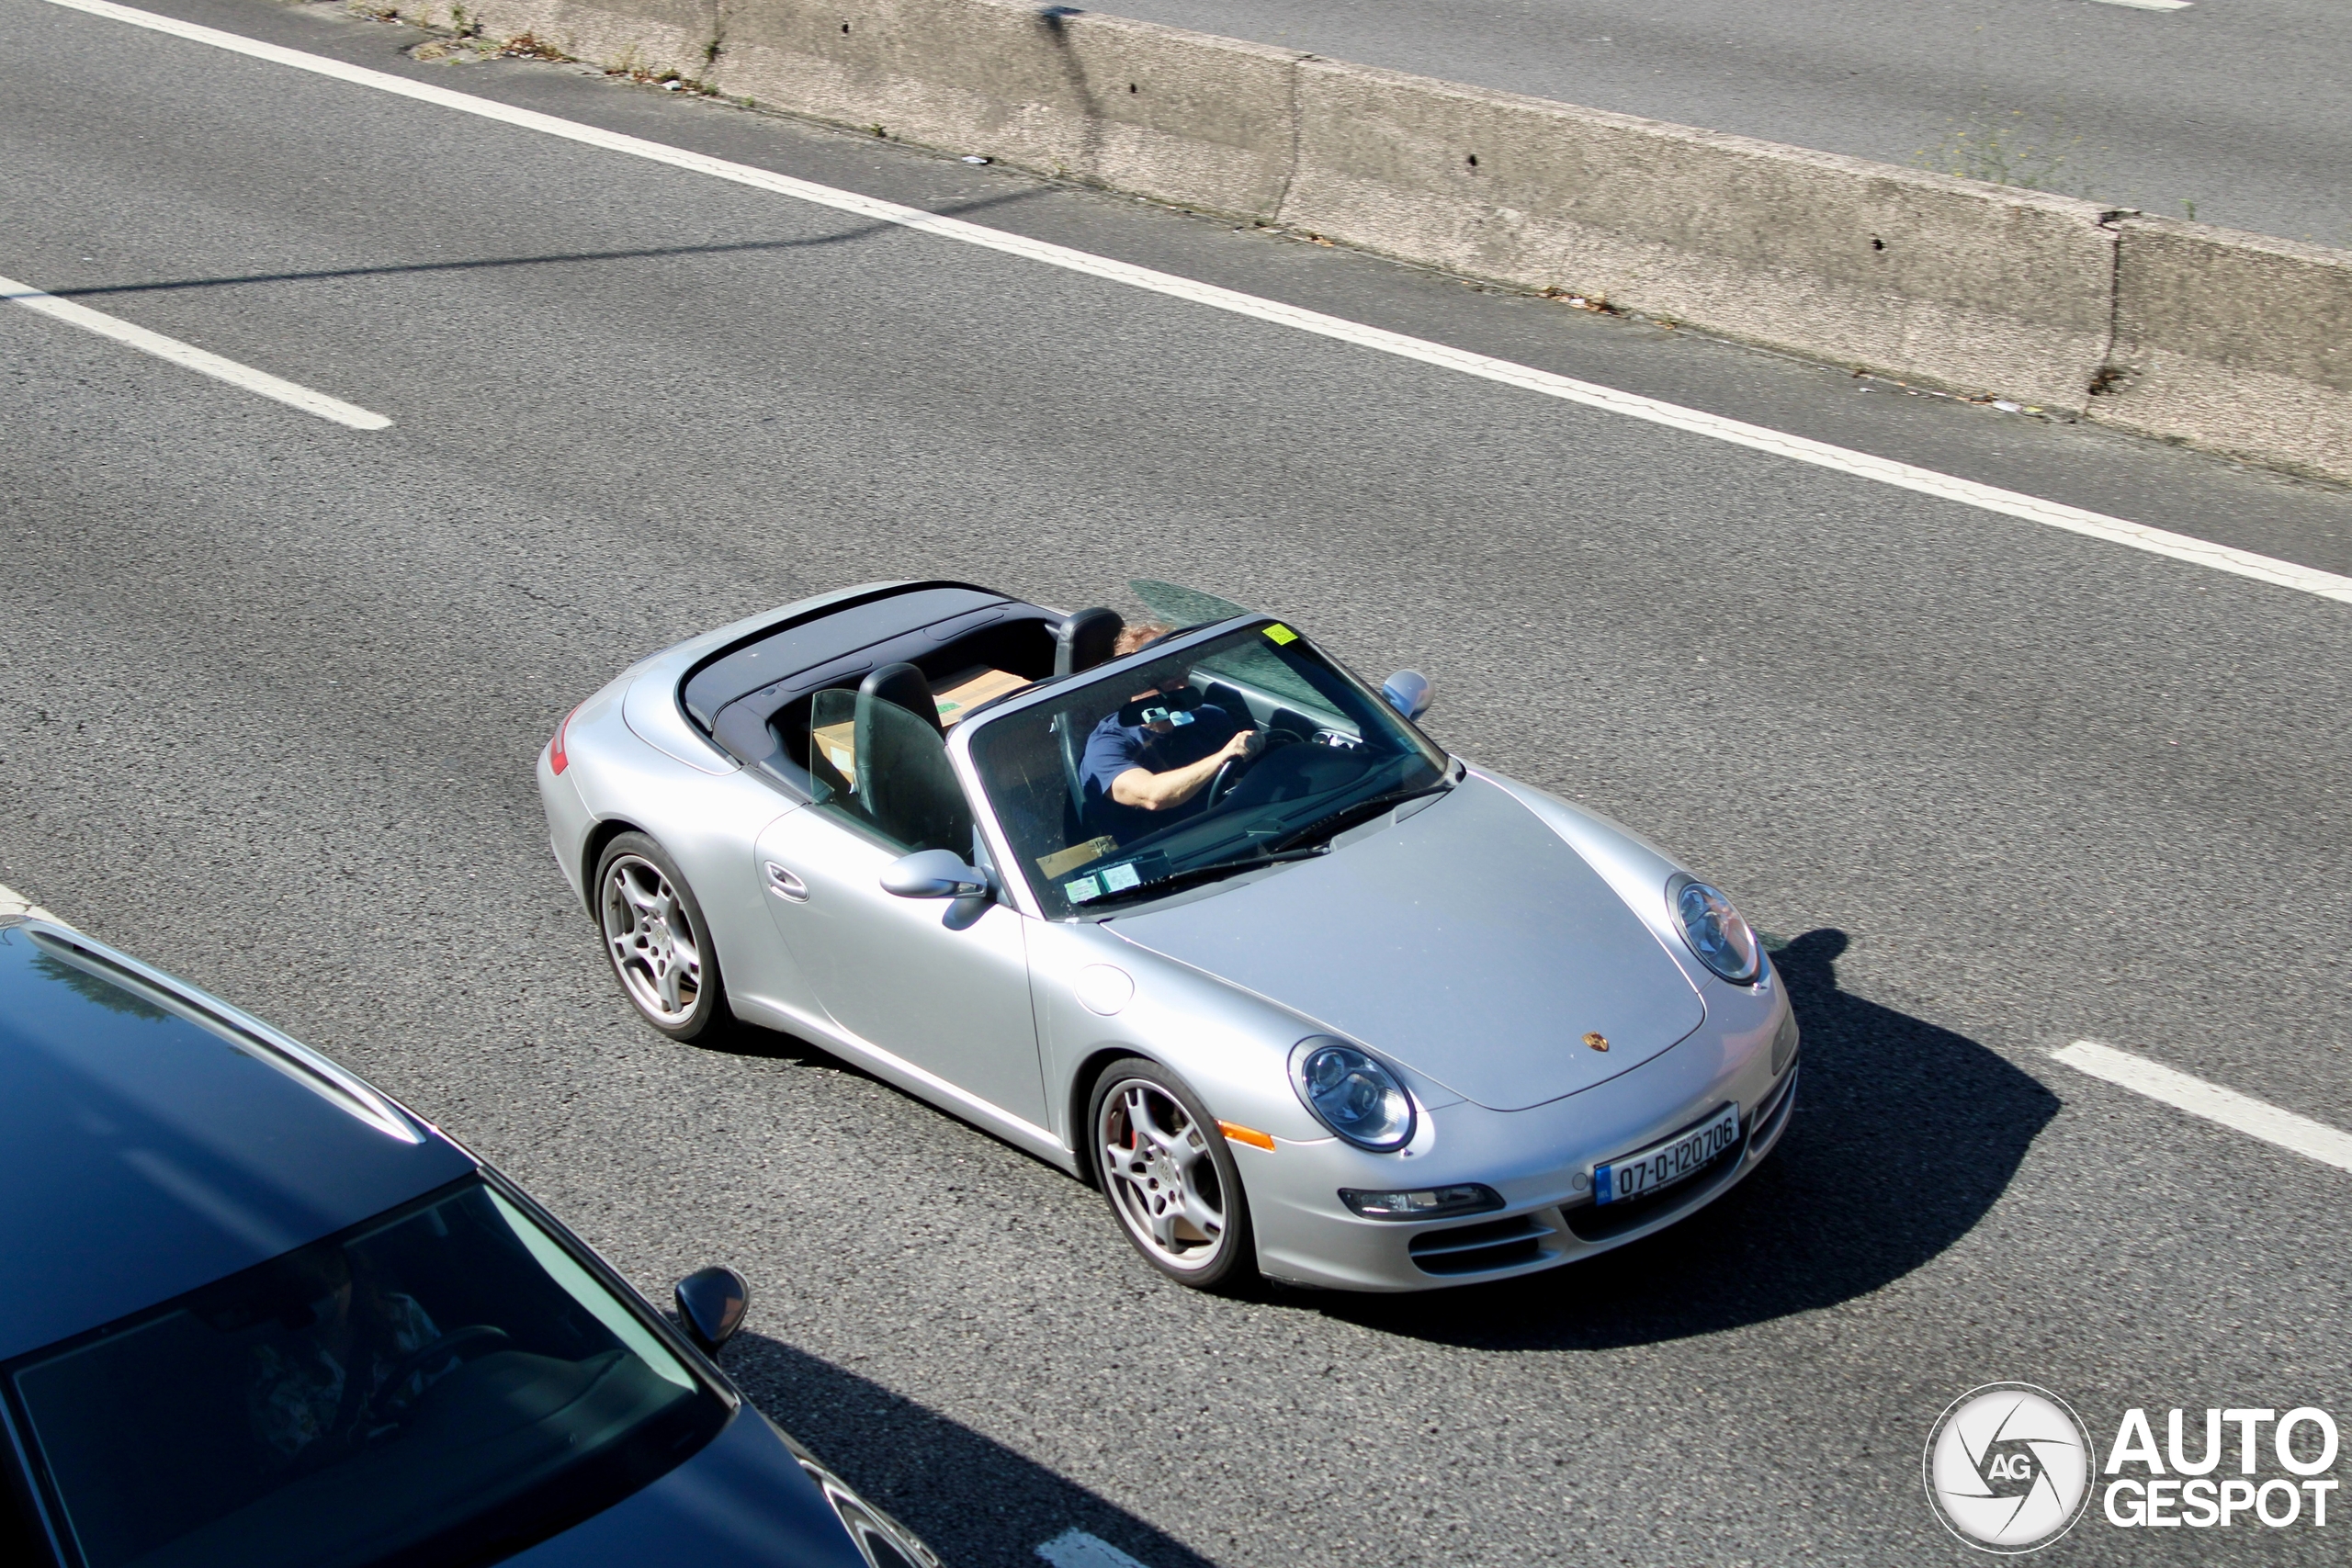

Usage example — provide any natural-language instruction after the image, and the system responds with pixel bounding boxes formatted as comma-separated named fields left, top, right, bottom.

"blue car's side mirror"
left=881, top=849, right=991, bottom=899
left=674, top=1266, right=749, bottom=1356
left=1382, top=671, right=1433, bottom=721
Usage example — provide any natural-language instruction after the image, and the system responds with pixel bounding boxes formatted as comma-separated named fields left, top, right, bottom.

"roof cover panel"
left=680, top=584, right=1009, bottom=728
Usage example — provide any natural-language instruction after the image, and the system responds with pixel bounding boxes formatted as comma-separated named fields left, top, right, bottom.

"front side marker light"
left=1340, top=1184, right=1502, bottom=1220
left=1216, top=1120, right=1276, bottom=1151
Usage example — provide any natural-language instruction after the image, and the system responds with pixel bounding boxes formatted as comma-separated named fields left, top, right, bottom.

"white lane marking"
left=0, top=882, right=65, bottom=926
left=1037, top=1529, right=1153, bottom=1568
left=40, top=0, right=2349, bottom=606
left=2, top=270, right=390, bottom=429
left=2052, top=1041, right=2352, bottom=1177
left=2087, top=0, right=2191, bottom=11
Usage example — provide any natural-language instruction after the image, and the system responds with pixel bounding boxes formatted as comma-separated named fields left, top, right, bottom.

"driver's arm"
left=1110, top=728, right=1256, bottom=811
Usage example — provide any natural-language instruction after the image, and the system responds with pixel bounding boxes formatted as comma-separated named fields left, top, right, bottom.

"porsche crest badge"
left=1583, top=1032, right=1610, bottom=1053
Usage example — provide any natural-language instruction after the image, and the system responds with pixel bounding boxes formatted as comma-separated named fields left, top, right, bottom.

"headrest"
left=859, top=662, right=942, bottom=736
left=1054, top=607, right=1124, bottom=678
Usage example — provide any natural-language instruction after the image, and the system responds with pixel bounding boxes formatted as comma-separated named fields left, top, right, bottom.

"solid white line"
left=38, top=0, right=2346, bottom=604
left=3, top=270, right=390, bottom=429
left=2087, top=0, right=2191, bottom=12
left=1036, top=1529, right=1153, bottom=1568
left=0, top=882, right=65, bottom=926
left=2052, top=1041, right=2352, bottom=1177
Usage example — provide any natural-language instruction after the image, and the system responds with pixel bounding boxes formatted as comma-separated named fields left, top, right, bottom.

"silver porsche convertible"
left=537, top=581, right=1797, bottom=1292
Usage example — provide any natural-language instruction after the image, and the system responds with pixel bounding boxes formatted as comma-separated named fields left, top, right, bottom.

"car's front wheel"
left=1090, top=1057, right=1256, bottom=1292
left=594, top=831, right=730, bottom=1043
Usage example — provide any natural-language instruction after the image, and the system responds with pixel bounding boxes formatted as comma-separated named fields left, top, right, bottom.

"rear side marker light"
left=1217, top=1120, right=1276, bottom=1151
left=549, top=705, right=578, bottom=774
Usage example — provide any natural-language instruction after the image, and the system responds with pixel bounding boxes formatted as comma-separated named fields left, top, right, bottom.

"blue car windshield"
left=968, top=618, right=1450, bottom=918
left=5, top=1179, right=725, bottom=1568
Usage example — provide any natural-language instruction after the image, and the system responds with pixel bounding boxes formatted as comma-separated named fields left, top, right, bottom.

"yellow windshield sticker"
left=1262, top=624, right=1298, bottom=645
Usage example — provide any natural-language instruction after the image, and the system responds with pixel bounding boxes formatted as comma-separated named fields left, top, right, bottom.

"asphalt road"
left=1107, top=0, right=2352, bottom=248
left=5, top=2, right=2351, bottom=1564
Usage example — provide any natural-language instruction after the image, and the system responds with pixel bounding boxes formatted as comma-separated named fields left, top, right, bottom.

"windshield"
left=5, top=1179, right=724, bottom=1568
left=970, top=618, right=1450, bottom=918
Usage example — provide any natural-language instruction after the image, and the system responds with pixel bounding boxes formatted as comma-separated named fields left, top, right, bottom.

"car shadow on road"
left=1294, top=928, right=2059, bottom=1349
left=718, top=1332, right=1218, bottom=1568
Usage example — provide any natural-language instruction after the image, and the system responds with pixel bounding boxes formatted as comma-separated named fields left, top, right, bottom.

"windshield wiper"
left=1268, top=777, right=1455, bottom=854
left=1082, top=844, right=1330, bottom=912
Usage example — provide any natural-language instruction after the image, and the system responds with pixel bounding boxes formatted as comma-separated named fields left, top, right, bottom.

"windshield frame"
left=950, top=615, right=1452, bottom=920
left=0, top=1169, right=734, bottom=1568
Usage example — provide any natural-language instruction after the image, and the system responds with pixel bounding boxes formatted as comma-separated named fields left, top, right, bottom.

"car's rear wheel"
left=594, top=832, right=730, bottom=1042
left=1090, top=1057, right=1256, bottom=1292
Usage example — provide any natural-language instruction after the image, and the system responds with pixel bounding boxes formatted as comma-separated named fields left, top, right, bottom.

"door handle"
left=764, top=862, right=809, bottom=902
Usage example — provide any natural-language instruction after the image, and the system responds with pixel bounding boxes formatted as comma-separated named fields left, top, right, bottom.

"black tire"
left=592, top=831, right=733, bottom=1043
left=1088, top=1056, right=1257, bottom=1292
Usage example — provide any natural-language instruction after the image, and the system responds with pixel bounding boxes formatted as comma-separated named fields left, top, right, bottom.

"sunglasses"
left=1118, top=686, right=1203, bottom=728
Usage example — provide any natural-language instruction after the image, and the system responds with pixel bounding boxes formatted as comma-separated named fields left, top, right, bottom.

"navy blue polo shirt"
left=1080, top=703, right=1240, bottom=843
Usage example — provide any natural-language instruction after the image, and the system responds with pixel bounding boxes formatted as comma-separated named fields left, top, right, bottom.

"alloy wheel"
left=1098, top=1077, right=1230, bottom=1273
left=599, top=853, right=703, bottom=1026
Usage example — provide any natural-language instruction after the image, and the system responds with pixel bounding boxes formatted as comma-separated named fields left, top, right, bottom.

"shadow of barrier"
left=1303, top=928, right=2058, bottom=1349
left=719, top=1332, right=1218, bottom=1568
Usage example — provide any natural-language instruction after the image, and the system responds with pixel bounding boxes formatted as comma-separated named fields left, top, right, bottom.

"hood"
left=509, top=1405, right=867, bottom=1568
left=1108, top=775, right=1705, bottom=1111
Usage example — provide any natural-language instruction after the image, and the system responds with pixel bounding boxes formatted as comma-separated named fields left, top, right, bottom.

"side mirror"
left=673, top=1265, right=749, bottom=1356
left=881, top=848, right=990, bottom=899
left=1382, top=670, right=1433, bottom=721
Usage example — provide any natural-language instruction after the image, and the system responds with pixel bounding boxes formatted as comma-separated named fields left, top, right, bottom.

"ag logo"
left=1924, top=1383, right=2093, bottom=1553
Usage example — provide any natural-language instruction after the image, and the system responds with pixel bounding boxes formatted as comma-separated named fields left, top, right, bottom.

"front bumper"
left=1246, top=991, right=1797, bottom=1292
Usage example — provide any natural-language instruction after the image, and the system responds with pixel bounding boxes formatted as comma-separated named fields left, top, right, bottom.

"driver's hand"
left=1221, top=728, right=1260, bottom=761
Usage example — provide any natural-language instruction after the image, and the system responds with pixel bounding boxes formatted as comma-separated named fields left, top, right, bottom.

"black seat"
left=1046, top=614, right=1120, bottom=835
left=1202, top=681, right=1254, bottom=727
left=1054, top=608, right=1124, bottom=678
left=859, top=662, right=943, bottom=736
left=854, top=679, right=973, bottom=856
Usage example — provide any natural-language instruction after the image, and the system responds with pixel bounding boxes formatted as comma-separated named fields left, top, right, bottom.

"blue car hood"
left=1107, top=774, right=1706, bottom=1111
left=509, top=1405, right=867, bottom=1568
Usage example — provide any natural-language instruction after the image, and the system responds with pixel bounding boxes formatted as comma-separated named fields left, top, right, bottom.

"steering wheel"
left=1205, top=730, right=1301, bottom=808
left=356, top=1324, right=511, bottom=1427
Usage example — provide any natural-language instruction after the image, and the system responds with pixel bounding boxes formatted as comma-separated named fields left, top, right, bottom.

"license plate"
left=1593, top=1106, right=1740, bottom=1204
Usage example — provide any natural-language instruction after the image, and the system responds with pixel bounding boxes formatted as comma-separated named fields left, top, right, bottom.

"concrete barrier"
left=376, top=0, right=2352, bottom=483
left=710, top=0, right=1303, bottom=219
left=1276, top=60, right=2120, bottom=414
left=420, top=0, right=718, bottom=78
left=2097, top=218, right=2352, bottom=482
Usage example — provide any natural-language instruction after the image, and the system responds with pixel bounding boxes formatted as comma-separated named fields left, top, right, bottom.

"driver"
left=1080, top=623, right=1258, bottom=844
left=247, top=1247, right=456, bottom=1463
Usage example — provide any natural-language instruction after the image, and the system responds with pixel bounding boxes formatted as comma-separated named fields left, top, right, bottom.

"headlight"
left=1290, top=1037, right=1416, bottom=1150
left=1670, top=875, right=1762, bottom=984
left=797, top=1458, right=942, bottom=1568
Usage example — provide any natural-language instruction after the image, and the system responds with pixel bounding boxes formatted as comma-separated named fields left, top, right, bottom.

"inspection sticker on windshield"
left=1592, top=1105, right=1739, bottom=1204
left=1066, top=863, right=1140, bottom=904
left=1261, top=624, right=1298, bottom=645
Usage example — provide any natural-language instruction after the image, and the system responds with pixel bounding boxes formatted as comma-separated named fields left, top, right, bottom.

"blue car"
left=0, top=915, right=939, bottom=1568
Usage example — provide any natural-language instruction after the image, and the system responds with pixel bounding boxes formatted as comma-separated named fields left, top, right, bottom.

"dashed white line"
left=1036, top=1529, right=1154, bottom=1568
left=2087, top=0, right=2191, bottom=12
left=2052, top=1041, right=2352, bottom=1177
left=34, top=0, right=2351, bottom=605
left=2, top=270, right=390, bottom=429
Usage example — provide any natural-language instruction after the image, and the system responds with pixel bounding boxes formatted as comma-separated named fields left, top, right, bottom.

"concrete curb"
left=400, top=0, right=2350, bottom=483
